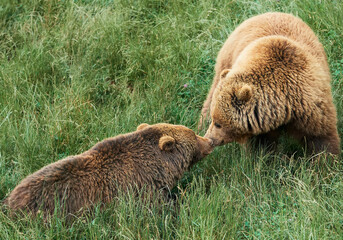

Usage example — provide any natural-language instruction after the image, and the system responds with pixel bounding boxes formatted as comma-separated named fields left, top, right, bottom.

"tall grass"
left=0, top=0, right=342, bottom=239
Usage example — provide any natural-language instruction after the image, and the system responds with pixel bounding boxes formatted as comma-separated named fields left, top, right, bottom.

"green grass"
left=1, top=0, right=343, bottom=239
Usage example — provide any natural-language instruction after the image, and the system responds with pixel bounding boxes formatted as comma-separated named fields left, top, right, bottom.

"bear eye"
left=214, top=122, right=222, bottom=129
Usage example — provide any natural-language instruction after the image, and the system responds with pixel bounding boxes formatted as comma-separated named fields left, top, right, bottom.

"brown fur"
left=201, top=12, right=340, bottom=155
left=4, top=123, right=213, bottom=216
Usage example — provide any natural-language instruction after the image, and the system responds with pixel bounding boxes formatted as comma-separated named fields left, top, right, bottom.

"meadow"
left=0, top=0, right=343, bottom=239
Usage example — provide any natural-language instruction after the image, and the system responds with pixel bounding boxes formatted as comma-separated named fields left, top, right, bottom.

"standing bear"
left=201, top=12, right=340, bottom=155
left=4, top=123, right=213, bottom=217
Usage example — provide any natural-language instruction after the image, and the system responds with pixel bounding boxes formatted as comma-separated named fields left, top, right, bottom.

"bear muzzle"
left=204, top=125, right=233, bottom=147
left=196, top=136, right=214, bottom=157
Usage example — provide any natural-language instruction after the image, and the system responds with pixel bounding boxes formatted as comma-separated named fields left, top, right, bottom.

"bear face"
left=4, top=123, right=213, bottom=217
left=205, top=70, right=256, bottom=146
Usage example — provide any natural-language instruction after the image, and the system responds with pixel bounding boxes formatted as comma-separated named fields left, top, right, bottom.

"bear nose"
left=209, top=139, right=214, bottom=147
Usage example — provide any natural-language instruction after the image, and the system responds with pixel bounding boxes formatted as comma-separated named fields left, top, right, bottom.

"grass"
left=1, top=0, right=343, bottom=239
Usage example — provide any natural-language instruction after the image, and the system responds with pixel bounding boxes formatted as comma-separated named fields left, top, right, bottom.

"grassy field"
left=1, top=0, right=343, bottom=239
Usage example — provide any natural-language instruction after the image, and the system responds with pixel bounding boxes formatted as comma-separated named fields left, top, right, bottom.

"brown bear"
left=201, top=12, right=340, bottom=155
left=4, top=123, right=213, bottom=216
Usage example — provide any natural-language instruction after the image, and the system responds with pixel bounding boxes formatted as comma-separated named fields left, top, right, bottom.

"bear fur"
left=4, top=123, right=213, bottom=216
left=201, top=12, right=340, bottom=155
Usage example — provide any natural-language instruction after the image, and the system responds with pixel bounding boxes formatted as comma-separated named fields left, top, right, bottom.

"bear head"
left=137, top=123, right=214, bottom=164
left=205, top=69, right=257, bottom=146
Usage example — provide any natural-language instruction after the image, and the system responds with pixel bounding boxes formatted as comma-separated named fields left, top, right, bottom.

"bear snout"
left=196, top=135, right=214, bottom=157
left=210, top=138, right=225, bottom=147
left=204, top=130, right=221, bottom=147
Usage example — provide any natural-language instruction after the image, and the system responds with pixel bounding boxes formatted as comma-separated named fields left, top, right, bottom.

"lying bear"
left=4, top=123, right=213, bottom=216
left=201, top=12, right=340, bottom=155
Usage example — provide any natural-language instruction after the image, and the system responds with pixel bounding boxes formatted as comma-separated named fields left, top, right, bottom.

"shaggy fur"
left=4, top=123, right=213, bottom=216
left=201, top=12, right=340, bottom=155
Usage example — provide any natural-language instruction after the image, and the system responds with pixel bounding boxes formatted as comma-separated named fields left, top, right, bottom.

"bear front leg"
left=286, top=123, right=340, bottom=156
left=304, top=132, right=341, bottom=155
left=198, top=76, right=220, bottom=131
left=199, top=69, right=229, bottom=131
left=247, top=129, right=281, bottom=152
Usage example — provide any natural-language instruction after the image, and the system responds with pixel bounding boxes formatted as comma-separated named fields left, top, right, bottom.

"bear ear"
left=220, top=69, right=231, bottom=79
left=159, top=135, right=175, bottom=152
left=236, top=84, right=253, bottom=102
left=137, top=123, right=149, bottom=131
